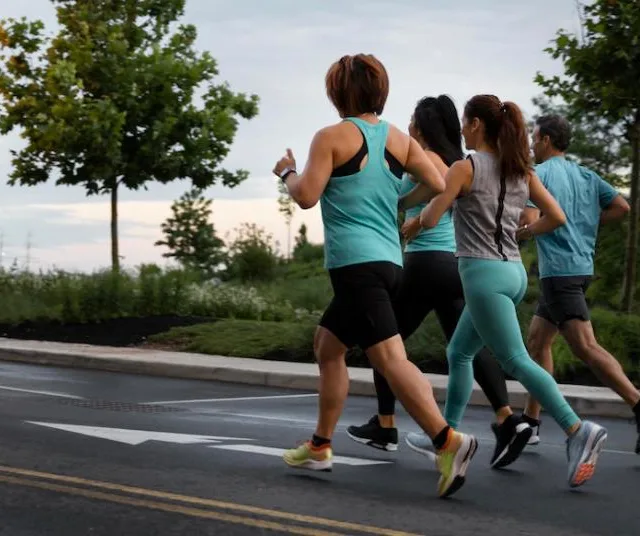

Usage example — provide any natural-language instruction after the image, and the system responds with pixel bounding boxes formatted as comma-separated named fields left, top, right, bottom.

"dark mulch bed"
left=0, top=316, right=215, bottom=347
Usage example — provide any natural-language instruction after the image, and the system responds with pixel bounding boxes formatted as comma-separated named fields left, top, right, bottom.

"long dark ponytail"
left=464, top=94, right=531, bottom=179
left=412, top=94, right=464, bottom=167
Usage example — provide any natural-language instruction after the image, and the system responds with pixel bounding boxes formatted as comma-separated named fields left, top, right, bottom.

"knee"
left=500, top=352, right=535, bottom=380
left=314, top=328, right=346, bottom=367
left=366, top=337, right=407, bottom=376
left=446, top=344, right=473, bottom=368
left=570, top=338, right=600, bottom=363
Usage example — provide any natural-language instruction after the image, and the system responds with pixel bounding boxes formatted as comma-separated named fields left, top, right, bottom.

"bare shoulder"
left=309, top=124, right=342, bottom=148
left=385, top=123, right=411, bottom=163
left=450, top=158, right=473, bottom=175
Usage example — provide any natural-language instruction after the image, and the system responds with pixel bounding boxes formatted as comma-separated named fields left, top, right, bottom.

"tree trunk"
left=110, top=183, right=120, bottom=272
left=621, top=118, right=640, bottom=312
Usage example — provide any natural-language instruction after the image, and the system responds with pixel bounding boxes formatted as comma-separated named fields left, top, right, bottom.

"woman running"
left=420, top=94, right=607, bottom=488
left=347, top=95, right=532, bottom=470
left=273, top=54, right=477, bottom=498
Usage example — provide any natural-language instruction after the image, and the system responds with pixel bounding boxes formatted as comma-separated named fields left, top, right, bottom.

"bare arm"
left=399, top=181, right=431, bottom=210
left=404, top=137, right=445, bottom=199
left=517, top=173, right=566, bottom=240
left=419, top=159, right=471, bottom=229
left=273, top=129, right=333, bottom=210
left=520, top=207, right=540, bottom=227
left=600, top=194, right=630, bottom=224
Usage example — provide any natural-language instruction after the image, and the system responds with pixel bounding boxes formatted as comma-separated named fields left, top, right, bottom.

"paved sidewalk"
left=0, top=337, right=629, bottom=418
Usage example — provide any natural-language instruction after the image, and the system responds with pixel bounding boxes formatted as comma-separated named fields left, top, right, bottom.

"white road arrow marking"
left=210, top=444, right=392, bottom=466
left=26, top=422, right=253, bottom=446
left=26, top=422, right=392, bottom=466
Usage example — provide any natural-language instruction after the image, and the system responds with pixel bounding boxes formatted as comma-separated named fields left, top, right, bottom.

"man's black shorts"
left=535, top=275, right=592, bottom=327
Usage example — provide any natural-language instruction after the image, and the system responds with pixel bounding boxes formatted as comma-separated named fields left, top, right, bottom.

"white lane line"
left=0, top=385, right=84, bottom=399
left=146, top=393, right=318, bottom=405
left=210, top=444, right=392, bottom=466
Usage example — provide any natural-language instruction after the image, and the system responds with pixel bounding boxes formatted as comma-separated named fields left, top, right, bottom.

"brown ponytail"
left=464, top=95, right=532, bottom=180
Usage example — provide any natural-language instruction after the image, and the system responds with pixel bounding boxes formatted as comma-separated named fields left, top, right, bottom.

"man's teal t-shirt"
left=527, top=157, right=618, bottom=278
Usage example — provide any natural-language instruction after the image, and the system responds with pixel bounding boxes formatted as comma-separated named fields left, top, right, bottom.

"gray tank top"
left=454, top=152, right=529, bottom=261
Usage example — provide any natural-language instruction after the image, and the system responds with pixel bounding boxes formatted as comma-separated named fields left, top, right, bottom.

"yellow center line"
left=0, top=465, right=421, bottom=536
left=0, top=474, right=341, bottom=536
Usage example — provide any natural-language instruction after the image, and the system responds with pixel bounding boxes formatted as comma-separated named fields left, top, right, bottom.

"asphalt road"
left=0, top=360, right=636, bottom=536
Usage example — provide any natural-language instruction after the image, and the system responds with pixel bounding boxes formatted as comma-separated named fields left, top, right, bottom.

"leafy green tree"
left=0, top=0, right=258, bottom=271
left=535, top=0, right=640, bottom=311
left=155, top=188, right=226, bottom=277
left=226, top=223, right=278, bottom=282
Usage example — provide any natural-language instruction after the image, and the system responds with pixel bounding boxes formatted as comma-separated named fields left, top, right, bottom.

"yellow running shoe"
left=283, top=441, right=333, bottom=472
left=436, top=431, right=478, bottom=498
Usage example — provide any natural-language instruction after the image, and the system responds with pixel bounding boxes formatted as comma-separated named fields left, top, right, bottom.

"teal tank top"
left=399, top=174, right=456, bottom=253
left=320, top=118, right=403, bottom=270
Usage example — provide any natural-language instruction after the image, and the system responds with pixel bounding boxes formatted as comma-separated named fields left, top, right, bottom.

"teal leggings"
left=444, top=258, right=579, bottom=431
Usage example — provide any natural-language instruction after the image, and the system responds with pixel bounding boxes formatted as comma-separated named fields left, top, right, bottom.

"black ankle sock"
left=432, top=426, right=451, bottom=451
left=522, top=414, right=540, bottom=427
left=311, top=434, right=331, bottom=448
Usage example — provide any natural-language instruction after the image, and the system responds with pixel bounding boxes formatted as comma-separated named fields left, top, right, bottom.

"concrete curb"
left=0, top=338, right=630, bottom=419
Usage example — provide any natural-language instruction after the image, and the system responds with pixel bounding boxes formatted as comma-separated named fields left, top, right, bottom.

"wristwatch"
left=521, top=224, right=534, bottom=240
left=278, top=167, right=296, bottom=182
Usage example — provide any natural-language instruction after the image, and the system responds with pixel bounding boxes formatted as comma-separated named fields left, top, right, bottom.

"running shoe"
left=528, top=422, right=541, bottom=445
left=283, top=441, right=332, bottom=472
left=490, top=416, right=532, bottom=469
left=347, top=416, right=398, bottom=452
left=405, top=431, right=437, bottom=463
left=436, top=431, right=478, bottom=498
left=566, top=420, right=607, bottom=488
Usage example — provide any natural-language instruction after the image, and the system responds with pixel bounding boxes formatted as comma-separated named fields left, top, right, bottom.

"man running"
left=519, top=114, right=639, bottom=453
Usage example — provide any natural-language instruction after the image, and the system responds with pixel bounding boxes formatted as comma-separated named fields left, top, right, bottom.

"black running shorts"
left=319, top=261, right=403, bottom=350
left=534, top=275, right=592, bottom=327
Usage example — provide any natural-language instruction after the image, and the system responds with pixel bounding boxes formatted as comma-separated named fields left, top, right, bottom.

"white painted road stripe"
left=0, top=385, right=84, bottom=399
left=27, top=422, right=254, bottom=446
left=210, top=444, right=393, bottom=466
left=146, top=394, right=318, bottom=405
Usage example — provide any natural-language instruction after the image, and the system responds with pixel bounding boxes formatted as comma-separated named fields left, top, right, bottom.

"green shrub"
left=225, top=223, right=279, bottom=282
left=150, top=319, right=316, bottom=362
left=0, top=265, right=317, bottom=325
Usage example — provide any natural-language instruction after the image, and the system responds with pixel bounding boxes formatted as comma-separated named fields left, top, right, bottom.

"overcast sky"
left=0, top=0, right=581, bottom=271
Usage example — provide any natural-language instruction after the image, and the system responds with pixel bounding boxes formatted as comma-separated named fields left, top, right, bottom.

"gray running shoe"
left=566, top=420, right=607, bottom=488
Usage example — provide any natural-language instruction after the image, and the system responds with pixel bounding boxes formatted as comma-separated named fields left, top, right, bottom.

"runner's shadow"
left=284, top=473, right=333, bottom=485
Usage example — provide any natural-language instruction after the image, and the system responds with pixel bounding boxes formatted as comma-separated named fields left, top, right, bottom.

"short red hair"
left=325, top=54, right=389, bottom=118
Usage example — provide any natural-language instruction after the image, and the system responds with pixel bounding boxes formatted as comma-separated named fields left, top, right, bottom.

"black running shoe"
left=521, top=413, right=541, bottom=446
left=490, top=415, right=533, bottom=469
left=347, top=415, right=398, bottom=452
